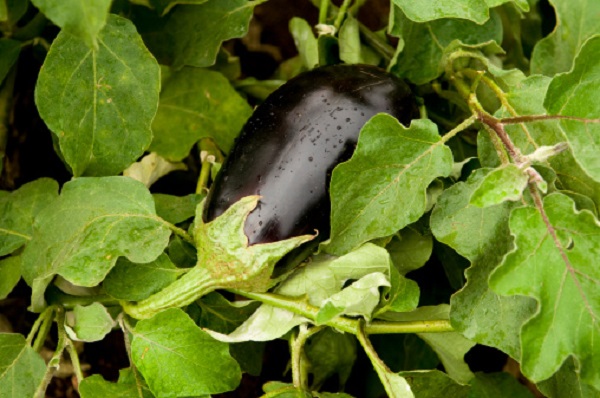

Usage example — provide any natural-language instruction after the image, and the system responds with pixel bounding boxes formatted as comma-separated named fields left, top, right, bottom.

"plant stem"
left=26, top=306, right=55, bottom=347
left=162, top=219, right=195, bottom=245
left=318, top=0, right=329, bottom=24
left=333, top=0, right=353, bottom=30
left=34, top=308, right=67, bottom=398
left=122, top=266, right=219, bottom=319
left=229, top=289, right=454, bottom=334
left=290, top=324, right=324, bottom=390
left=359, top=23, right=394, bottom=61
left=500, top=114, right=600, bottom=124
left=33, top=308, right=55, bottom=353
left=119, top=314, right=146, bottom=397
left=66, top=341, right=84, bottom=385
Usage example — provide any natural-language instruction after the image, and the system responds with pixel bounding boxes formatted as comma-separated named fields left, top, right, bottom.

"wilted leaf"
left=327, top=116, right=453, bottom=255
left=490, top=193, right=600, bottom=389
left=35, top=15, right=160, bottom=176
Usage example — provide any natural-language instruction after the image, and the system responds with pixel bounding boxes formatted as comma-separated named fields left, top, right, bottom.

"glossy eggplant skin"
left=204, top=64, right=419, bottom=245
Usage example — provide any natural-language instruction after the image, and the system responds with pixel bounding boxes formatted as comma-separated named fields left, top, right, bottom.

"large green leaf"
left=391, top=0, right=527, bottom=24
left=327, top=115, right=453, bottom=255
left=389, top=7, right=503, bottom=84
left=150, top=67, right=252, bottom=159
left=530, top=0, right=600, bottom=76
left=544, top=36, right=600, bottom=182
left=131, top=308, right=241, bottom=397
left=0, top=178, right=59, bottom=257
left=35, top=14, right=160, bottom=176
left=30, top=0, right=112, bottom=47
left=21, top=177, right=171, bottom=311
left=430, top=169, right=535, bottom=359
left=79, top=368, right=155, bottom=398
left=0, top=334, right=46, bottom=398
left=490, top=193, right=600, bottom=389
left=537, top=357, right=599, bottom=398
left=166, top=0, right=266, bottom=69
left=484, top=74, right=600, bottom=209
left=0, top=39, right=20, bottom=85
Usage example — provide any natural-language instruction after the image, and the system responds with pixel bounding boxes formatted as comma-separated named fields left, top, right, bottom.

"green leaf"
left=0, top=334, right=46, bottom=398
left=21, top=177, right=171, bottom=311
left=469, top=164, right=529, bottom=207
left=150, top=67, right=252, bottom=159
left=489, top=74, right=600, bottom=209
left=0, top=39, right=20, bottom=85
left=35, top=14, right=160, bottom=176
left=0, top=255, right=20, bottom=299
left=389, top=7, right=503, bottom=84
left=103, top=253, right=185, bottom=301
left=0, top=178, right=59, bottom=257
left=469, top=372, right=535, bottom=398
left=194, top=292, right=260, bottom=334
left=65, top=302, right=115, bottom=342
left=531, top=0, right=600, bottom=76
left=150, top=0, right=209, bottom=16
left=289, top=17, right=318, bottom=69
left=386, top=228, right=433, bottom=275
left=338, top=15, right=362, bottom=64
left=391, top=0, right=527, bottom=24
left=380, top=306, right=475, bottom=385
left=30, top=0, right=111, bottom=48
left=152, top=193, right=205, bottom=225
left=79, top=368, right=155, bottom=398
left=537, top=357, right=599, bottom=398
left=544, top=35, right=600, bottom=182
left=305, top=328, right=356, bottom=390
left=0, top=0, right=28, bottom=25
left=166, top=0, right=266, bottom=69
left=131, top=308, right=241, bottom=396
left=430, top=169, right=536, bottom=359
left=399, top=370, right=469, bottom=397
left=123, top=153, right=186, bottom=188
left=327, top=115, right=453, bottom=255
left=316, top=272, right=390, bottom=324
left=489, top=193, right=600, bottom=389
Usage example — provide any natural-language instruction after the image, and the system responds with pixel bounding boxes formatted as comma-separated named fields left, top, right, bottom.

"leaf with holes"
left=35, top=14, right=160, bottom=176
left=490, top=193, right=600, bottom=389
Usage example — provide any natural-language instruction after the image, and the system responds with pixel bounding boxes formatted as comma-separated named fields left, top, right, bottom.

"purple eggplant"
left=204, top=64, right=419, bottom=244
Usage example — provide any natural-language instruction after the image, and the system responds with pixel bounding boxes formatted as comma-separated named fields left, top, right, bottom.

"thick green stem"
left=318, top=0, right=329, bottom=24
left=122, top=266, right=219, bottom=319
left=333, top=0, right=353, bottom=30
left=290, top=324, right=325, bottom=390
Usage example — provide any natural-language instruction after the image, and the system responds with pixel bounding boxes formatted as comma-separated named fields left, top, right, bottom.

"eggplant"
left=204, top=64, right=419, bottom=245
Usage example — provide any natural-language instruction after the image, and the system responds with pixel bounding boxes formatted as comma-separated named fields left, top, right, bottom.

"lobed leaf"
left=389, top=7, right=503, bottom=84
left=430, top=169, right=536, bottom=359
left=391, top=0, right=528, bottom=24
left=150, top=67, right=252, bottom=159
left=531, top=0, right=600, bottom=76
left=35, top=14, right=160, bottom=176
left=544, top=35, right=600, bottom=182
left=21, top=177, right=171, bottom=311
left=30, top=0, right=112, bottom=48
left=490, top=193, right=600, bottom=388
left=166, top=0, right=266, bottom=69
left=131, top=308, right=241, bottom=396
left=0, top=178, right=59, bottom=257
left=327, top=115, right=453, bottom=255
